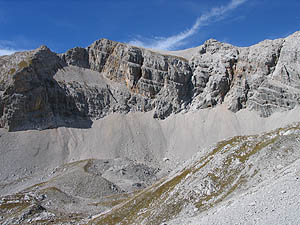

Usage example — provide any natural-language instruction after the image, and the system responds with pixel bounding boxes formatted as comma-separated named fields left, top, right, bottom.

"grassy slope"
left=90, top=123, right=300, bottom=225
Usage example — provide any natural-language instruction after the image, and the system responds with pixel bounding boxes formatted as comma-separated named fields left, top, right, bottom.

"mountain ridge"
left=1, top=31, right=300, bottom=224
left=1, top=31, right=300, bottom=131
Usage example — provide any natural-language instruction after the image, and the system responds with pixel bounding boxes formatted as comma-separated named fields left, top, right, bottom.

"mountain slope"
left=1, top=31, right=300, bottom=224
left=171, top=157, right=300, bottom=225
left=1, top=121, right=300, bottom=225
left=90, top=122, right=300, bottom=224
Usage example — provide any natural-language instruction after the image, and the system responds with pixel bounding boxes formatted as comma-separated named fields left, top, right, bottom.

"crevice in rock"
left=132, top=56, right=144, bottom=89
left=270, top=40, right=286, bottom=76
left=284, top=65, right=291, bottom=83
left=106, top=84, right=118, bottom=103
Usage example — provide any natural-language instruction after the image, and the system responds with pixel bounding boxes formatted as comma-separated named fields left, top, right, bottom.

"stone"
left=1, top=31, right=300, bottom=131
left=249, top=202, right=256, bottom=206
left=61, top=47, right=89, bottom=68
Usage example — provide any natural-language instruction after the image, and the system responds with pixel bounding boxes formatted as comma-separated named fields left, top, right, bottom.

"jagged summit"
left=1, top=31, right=300, bottom=225
left=1, top=31, right=300, bottom=131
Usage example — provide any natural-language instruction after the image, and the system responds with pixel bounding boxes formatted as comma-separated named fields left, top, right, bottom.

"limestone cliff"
left=1, top=31, right=300, bottom=131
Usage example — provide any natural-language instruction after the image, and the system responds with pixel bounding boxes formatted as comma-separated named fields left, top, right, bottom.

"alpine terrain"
left=1, top=31, right=300, bottom=224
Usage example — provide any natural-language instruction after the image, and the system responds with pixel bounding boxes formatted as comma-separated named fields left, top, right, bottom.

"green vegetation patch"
left=0, top=202, right=30, bottom=210
left=91, top=123, right=300, bottom=225
left=18, top=60, right=29, bottom=69
left=9, top=68, right=16, bottom=74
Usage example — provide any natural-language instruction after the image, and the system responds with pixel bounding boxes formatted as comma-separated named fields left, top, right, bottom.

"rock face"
left=1, top=31, right=300, bottom=131
left=189, top=36, right=300, bottom=117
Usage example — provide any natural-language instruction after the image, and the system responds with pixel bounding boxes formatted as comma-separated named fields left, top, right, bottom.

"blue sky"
left=0, top=0, right=299, bottom=55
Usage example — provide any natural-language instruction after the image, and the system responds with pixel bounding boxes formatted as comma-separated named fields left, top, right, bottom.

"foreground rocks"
left=90, top=122, right=300, bottom=225
left=0, top=158, right=159, bottom=225
left=2, top=122, right=300, bottom=225
left=1, top=31, right=300, bottom=131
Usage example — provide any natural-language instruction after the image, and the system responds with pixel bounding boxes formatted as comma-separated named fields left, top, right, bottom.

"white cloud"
left=0, top=40, right=24, bottom=56
left=129, top=0, right=247, bottom=50
left=0, top=48, right=18, bottom=56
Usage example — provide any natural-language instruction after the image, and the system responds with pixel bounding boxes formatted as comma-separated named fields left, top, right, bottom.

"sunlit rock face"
left=1, top=32, right=300, bottom=131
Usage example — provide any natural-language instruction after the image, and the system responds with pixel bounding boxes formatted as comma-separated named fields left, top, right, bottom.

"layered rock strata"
left=1, top=31, right=300, bottom=131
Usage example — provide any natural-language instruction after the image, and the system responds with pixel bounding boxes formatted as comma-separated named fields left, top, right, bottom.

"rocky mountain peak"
left=37, top=45, right=50, bottom=51
left=1, top=31, right=300, bottom=131
left=1, top=31, right=300, bottom=225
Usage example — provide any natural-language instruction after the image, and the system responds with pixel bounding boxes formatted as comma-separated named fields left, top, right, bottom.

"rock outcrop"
left=1, top=31, right=300, bottom=131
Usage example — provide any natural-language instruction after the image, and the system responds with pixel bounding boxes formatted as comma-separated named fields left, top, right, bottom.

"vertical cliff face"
left=88, top=40, right=193, bottom=119
left=0, top=46, right=66, bottom=131
left=1, top=31, right=300, bottom=131
left=188, top=35, right=300, bottom=117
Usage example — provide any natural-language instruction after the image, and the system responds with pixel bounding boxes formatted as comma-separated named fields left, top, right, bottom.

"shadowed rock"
left=1, top=31, right=300, bottom=131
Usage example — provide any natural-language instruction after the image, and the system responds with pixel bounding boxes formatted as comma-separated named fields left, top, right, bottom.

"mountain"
left=1, top=31, right=300, bottom=224
left=1, top=31, right=300, bottom=131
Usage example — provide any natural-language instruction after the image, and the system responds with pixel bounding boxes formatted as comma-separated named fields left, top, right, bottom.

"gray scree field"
left=1, top=31, right=300, bottom=224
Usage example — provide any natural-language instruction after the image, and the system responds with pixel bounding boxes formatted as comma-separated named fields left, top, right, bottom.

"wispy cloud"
left=129, top=0, right=247, bottom=50
left=0, top=49, right=18, bottom=56
left=0, top=40, right=24, bottom=56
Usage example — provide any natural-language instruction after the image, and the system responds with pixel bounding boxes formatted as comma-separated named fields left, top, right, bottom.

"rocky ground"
left=90, top=122, right=300, bottom=225
left=1, top=31, right=300, bottom=224
left=1, top=109, right=300, bottom=224
left=0, top=158, right=159, bottom=224
left=171, top=149, right=300, bottom=225
left=172, top=160, right=300, bottom=225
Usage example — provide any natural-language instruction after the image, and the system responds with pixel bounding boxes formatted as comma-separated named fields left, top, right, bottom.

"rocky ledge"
left=1, top=31, right=300, bottom=131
